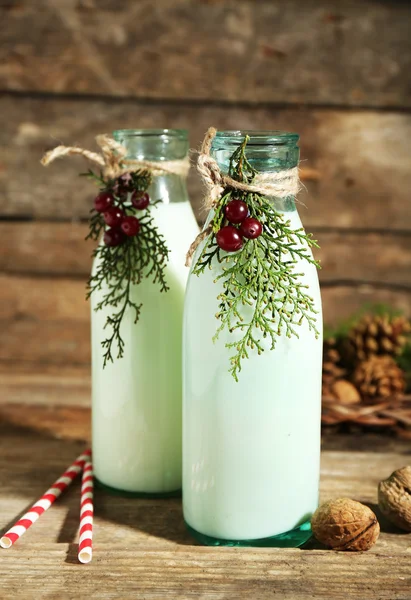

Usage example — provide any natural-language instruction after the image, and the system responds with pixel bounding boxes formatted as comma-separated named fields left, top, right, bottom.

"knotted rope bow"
left=41, top=134, right=191, bottom=180
left=197, top=127, right=301, bottom=212
left=185, top=127, right=301, bottom=266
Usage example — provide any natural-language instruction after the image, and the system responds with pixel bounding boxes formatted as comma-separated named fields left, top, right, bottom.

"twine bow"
left=41, top=134, right=191, bottom=180
left=197, top=127, right=301, bottom=212
left=185, top=127, right=302, bottom=266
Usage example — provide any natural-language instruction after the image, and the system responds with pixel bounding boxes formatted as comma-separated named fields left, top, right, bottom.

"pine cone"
left=345, top=315, right=411, bottom=364
left=352, top=355, right=406, bottom=402
left=322, top=338, right=345, bottom=398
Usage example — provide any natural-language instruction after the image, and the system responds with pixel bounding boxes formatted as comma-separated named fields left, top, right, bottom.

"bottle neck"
left=148, top=173, right=190, bottom=205
left=211, top=131, right=300, bottom=213
left=113, top=129, right=189, bottom=204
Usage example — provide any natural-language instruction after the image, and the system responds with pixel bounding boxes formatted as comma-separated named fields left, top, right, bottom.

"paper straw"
left=1, top=449, right=91, bottom=549
left=78, top=460, right=93, bottom=564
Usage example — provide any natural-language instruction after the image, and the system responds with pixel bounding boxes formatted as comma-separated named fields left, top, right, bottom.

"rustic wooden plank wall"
left=0, top=0, right=410, bottom=401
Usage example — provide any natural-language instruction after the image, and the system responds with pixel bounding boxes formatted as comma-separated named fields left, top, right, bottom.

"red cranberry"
left=103, top=207, right=125, bottom=228
left=131, top=191, right=150, bottom=210
left=118, top=173, right=133, bottom=187
left=121, top=216, right=141, bottom=237
left=115, top=173, right=133, bottom=195
left=216, top=226, right=243, bottom=252
left=94, top=191, right=114, bottom=213
left=224, top=199, right=248, bottom=224
left=104, top=228, right=125, bottom=247
left=240, top=217, right=263, bottom=239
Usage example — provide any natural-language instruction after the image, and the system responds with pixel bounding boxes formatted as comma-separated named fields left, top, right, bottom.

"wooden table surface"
left=0, top=411, right=411, bottom=600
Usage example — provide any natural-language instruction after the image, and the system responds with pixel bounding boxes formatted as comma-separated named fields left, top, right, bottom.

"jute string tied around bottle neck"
left=41, top=134, right=191, bottom=179
left=186, top=127, right=301, bottom=266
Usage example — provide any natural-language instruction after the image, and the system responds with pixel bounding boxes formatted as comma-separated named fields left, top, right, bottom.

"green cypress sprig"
left=192, top=136, right=320, bottom=381
left=84, top=169, right=169, bottom=367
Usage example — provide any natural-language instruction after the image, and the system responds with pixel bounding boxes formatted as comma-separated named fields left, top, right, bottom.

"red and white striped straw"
left=0, top=449, right=91, bottom=549
left=78, top=460, right=93, bottom=564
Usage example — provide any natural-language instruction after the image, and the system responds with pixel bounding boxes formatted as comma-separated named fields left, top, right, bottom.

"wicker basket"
left=321, top=395, right=411, bottom=436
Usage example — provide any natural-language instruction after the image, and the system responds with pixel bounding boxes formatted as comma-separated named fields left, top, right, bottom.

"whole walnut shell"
left=331, top=380, right=361, bottom=405
left=311, top=498, right=380, bottom=551
left=378, top=466, right=411, bottom=532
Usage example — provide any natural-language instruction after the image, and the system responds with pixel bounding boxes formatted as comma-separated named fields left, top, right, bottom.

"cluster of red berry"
left=216, top=199, right=263, bottom=252
left=93, top=178, right=150, bottom=247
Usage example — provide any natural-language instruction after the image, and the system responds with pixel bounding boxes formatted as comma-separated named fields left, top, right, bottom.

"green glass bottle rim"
left=113, top=129, right=188, bottom=140
left=214, top=130, right=299, bottom=146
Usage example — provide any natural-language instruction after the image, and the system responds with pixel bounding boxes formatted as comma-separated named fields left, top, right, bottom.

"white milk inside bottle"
left=183, top=131, right=323, bottom=545
left=92, top=129, right=198, bottom=495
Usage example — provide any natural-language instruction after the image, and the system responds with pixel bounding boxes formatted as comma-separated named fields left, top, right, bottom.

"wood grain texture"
left=0, top=274, right=89, bottom=364
left=1, top=222, right=411, bottom=288
left=316, top=231, right=411, bottom=288
left=321, top=286, right=411, bottom=324
left=1, top=274, right=410, bottom=367
left=1, top=96, right=411, bottom=229
left=0, top=403, right=90, bottom=441
left=0, top=222, right=94, bottom=277
left=0, top=0, right=410, bottom=108
left=0, top=363, right=90, bottom=406
left=0, top=425, right=410, bottom=600
left=1, top=545, right=411, bottom=600
left=2, top=400, right=411, bottom=456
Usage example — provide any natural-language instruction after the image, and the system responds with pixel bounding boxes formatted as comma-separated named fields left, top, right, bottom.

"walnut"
left=311, top=498, right=380, bottom=551
left=378, top=466, right=411, bottom=532
left=331, top=380, right=361, bottom=405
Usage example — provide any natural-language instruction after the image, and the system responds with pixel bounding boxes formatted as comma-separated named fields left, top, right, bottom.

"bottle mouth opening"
left=113, top=129, right=188, bottom=141
left=214, top=130, right=299, bottom=146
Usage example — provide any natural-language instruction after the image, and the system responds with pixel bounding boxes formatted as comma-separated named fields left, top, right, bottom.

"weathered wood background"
left=0, top=0, right=411, bottom=401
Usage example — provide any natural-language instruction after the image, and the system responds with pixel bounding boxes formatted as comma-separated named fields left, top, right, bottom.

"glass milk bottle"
left=183, top=131, right=323, bottom=545
left=92, top=129, right=198, bottom=495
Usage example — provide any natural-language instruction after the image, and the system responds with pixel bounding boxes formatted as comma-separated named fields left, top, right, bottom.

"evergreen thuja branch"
left=80, top=168, right=105, bottom=183
left=86, top=211, right=105, bottom=241
left=192, top=135, right=320, bottom=381
left=86, top=169, right=170, bottom=366
left=99, top=247, right=141, bottom=366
